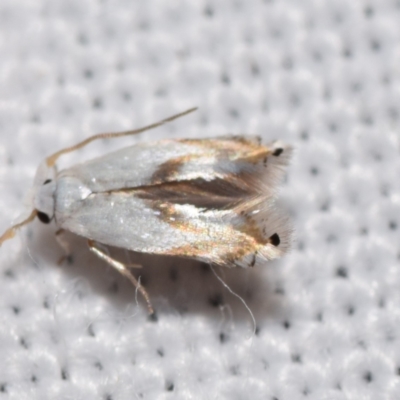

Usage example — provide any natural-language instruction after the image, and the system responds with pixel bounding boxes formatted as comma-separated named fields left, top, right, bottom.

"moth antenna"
left=46, top=107, right=198, bottom=167
left=0, top=209, right=38, bottom=246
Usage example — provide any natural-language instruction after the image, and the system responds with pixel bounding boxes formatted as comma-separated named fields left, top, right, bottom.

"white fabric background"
left=0, top=1, right=399, bottom=399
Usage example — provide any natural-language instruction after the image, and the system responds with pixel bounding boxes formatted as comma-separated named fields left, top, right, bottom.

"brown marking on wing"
left=133, top=178, right=255, bottom=209
left=237, top=214, right=270, bottom=246
left=156, top=231, right=262, bottom=266
left=178, top=137, right=272, bottom=163
left=151, top=201, right=205, bottom=235
left=150, top=200, right=270, bottom=266
left=151, top=137, right=272, bottom=186
left=151, top=154, right=196, bottom=184
left=178, top=136, right=259, bottom=150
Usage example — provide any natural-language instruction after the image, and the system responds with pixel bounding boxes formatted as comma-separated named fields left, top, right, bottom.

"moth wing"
left=58, top=136, right=291, bottom=198
left=56, top=189, right=291, bottom=268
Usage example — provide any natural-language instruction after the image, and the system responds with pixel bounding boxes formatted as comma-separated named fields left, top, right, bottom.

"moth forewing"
left=0, top=108, right=292, bottom=315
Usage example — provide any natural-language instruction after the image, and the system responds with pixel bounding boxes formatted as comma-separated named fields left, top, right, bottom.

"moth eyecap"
left=272, top=148, right=283, bottom=157
left=269, top=233, right=280, bottom=247
left=37, top=211, right=51, bottom=224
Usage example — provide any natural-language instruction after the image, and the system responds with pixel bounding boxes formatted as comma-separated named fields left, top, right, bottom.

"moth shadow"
left=31, top=224, right=285, bottom=325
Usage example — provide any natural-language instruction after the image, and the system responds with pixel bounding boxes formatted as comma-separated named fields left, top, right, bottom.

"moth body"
left=33, top=137, right=291, bottom=268
left=0, top=109, right=292, bottom=314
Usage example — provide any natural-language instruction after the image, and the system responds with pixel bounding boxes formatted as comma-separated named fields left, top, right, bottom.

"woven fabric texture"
left=0, top=1, right=399, bottom=399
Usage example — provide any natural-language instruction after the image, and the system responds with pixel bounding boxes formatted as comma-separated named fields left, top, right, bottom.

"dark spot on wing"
left=269, top=233, right=280, bottom=246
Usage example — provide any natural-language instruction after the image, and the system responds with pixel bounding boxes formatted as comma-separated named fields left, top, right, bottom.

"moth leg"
left=87, top=239, right=154, bottom=315
left=55, top=229, right=73, bottom=265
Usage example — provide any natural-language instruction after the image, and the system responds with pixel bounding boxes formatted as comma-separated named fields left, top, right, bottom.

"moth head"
left=32, top=160, right=57, bottom=224
left=0, top=161, right=57, bottom=247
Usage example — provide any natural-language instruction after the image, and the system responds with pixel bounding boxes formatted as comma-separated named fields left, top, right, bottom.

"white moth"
left=0, top=108, right=292, bottom=314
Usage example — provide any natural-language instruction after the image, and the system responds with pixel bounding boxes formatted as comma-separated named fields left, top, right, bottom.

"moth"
left=0, top=108, right=291, bottom=314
